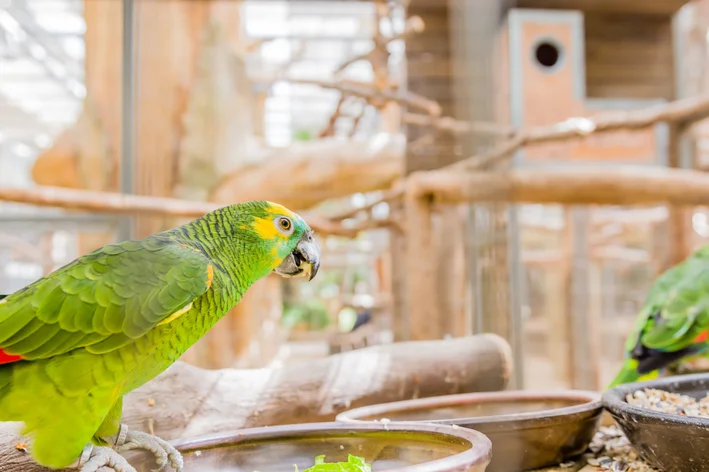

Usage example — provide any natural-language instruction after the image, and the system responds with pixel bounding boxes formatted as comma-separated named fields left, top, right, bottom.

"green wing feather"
left=0, top=238, right=212, bottom=360
left=629, top=248, right=709, bottom=354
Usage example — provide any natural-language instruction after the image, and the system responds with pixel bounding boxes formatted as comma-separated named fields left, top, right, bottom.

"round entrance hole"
left=534, top=41, right=561, bottom=69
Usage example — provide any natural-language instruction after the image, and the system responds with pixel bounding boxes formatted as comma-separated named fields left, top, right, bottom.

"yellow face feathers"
left=248, top=202, right=301, bottom=242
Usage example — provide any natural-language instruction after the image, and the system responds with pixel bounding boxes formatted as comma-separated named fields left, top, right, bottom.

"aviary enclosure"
left=3, top=0, right=709, bottom=470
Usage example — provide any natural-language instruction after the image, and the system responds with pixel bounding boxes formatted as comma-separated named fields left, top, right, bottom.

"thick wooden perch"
left=209, top=134, right=405, bottom=211
left=0, top=334, right=512, bottom=472
left=409, top=165, right=709, bottom=206
left=0, top=185, right=350, bottom=237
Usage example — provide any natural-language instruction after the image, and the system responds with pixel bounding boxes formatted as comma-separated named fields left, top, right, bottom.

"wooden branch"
left=334, top=15, right=424, bottom=76
left=209, top=134, right=404, bottom=211
left=321, top=3, right=421, bottom=138
left=0, top=185, right=350, bottom=237
left=450, top=93, right=709, bottom=171
left=0, top=334, right=512, bottom=472
left=318, top=95, right=348, bottom=138
left=349, top=103, right=368, bottom=137
left=403, top=113, right=515, bottom=137
left=409, top=165, right=709, bottom=206
left=333, top=52, right=371, bottom=76
left=290, top=79, right=441, bottom=116
left=323, top=91, right=709, bottom=228
left=326, top=184, right=405, bottom=221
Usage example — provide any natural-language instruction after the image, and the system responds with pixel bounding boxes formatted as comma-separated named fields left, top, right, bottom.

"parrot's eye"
left=275, top=216, right=294, bottom=235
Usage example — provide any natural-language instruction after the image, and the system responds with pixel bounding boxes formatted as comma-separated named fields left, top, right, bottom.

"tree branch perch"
left=0, top=334, right=512, bottom=472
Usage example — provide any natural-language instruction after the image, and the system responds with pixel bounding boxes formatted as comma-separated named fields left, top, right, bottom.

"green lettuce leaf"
left=297, top=454, right=372, bottom=472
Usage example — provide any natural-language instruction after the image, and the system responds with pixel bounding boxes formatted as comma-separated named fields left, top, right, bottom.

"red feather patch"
left=695, top=330, right=709, bottom=343
left=0, top=349, right=22, bottom=365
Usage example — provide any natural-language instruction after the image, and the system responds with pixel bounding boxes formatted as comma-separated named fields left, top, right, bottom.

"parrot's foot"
left=77, top=444, right=137, bottom=472
left=108, top=424, right=183, bottom=472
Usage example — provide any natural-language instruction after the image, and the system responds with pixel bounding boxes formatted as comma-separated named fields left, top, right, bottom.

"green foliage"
left=298, top=455, right=372, bottom=472
left=292, top=129, right=314, bottom=141
left=281, top=298, right=331, bottom=330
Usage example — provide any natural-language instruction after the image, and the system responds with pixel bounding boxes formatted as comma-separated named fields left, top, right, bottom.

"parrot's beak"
left=274, top=230, right=321, bottom=281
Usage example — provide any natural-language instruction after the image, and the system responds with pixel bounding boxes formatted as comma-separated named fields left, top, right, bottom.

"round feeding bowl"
left=603, top=373, right=709, bottom=472
left=127, top=421, right=492, bottom=472
left=336, top=390, right=603, bottom=472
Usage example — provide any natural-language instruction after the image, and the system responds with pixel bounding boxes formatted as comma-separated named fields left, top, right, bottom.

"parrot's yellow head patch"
left=234, top=201, right=321, bottom=281
left=248, top=202, right=301, bottom=242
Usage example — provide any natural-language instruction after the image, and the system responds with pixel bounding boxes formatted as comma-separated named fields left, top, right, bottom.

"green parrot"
left=0, top=201, right=321, bottom=472
left=607, top=244, right=709, bottom=389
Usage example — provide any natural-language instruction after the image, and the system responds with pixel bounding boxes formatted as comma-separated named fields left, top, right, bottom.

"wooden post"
left=567, top=207, right=599, bottom=390
left=548, top=213, right=573, bottom=388
left=666, top=123, right=690, bottom=270
left=405, top=176, right=438, bottom=340
left=588, top=257, right=603, bottom=389
left=433, top=205, right=465, bottom=337
left=132, top=1, right=212, bottom=238
left=390, top=199, right=409, bottom=341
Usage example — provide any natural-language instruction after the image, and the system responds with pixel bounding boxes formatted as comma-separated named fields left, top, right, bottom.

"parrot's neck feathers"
left=162, top=206, right=274, bottom=287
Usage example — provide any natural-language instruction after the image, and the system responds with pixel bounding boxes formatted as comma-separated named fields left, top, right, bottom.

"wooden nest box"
left=494, top=0, right=690, bottom=166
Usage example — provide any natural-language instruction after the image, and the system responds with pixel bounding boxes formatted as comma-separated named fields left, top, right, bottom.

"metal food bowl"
left=127, top=421, right=493, bottom=472
left=336, top=390, right=603, bottom=472
left=603, top=373, right=709, bottom=472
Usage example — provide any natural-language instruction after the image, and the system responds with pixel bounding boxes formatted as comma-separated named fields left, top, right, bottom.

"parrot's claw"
left=77, top=444, right=137, bottom=472
left=110, top=424, right=183, bottom=472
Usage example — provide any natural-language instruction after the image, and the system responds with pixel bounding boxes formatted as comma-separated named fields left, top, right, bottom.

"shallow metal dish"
left=603, top=373, right=709, bottom=472
left=128, top=421, right=493, bottom=472
left=336, top=390, right=603, bottom=472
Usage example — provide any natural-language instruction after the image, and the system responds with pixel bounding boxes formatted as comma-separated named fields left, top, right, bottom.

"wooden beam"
left=411, top=165, right=709, bottom=206
left=209, top=135, right=404, bottom=211
left=665, top=124, right=691, bottom=270
left=433, top=205, right=467, bottom=337
left=546, top=220, right=573, bottom=388
left=389, top=199, right=409, bottom=341
left=0, top=185, right=351, bottom=237
left=405, top=180, right=437, bottom=341
left=516, top=0, right=689, bottom=16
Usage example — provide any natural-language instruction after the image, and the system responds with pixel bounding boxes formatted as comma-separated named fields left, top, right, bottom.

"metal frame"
left=118, top=0, right=136, bottom=241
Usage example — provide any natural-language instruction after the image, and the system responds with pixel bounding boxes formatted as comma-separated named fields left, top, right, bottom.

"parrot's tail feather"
left=0, top=348, right=23, bottom=364
left=607, top=359, right=661, bottom=390
left=607, top=359, right=642, bottom=389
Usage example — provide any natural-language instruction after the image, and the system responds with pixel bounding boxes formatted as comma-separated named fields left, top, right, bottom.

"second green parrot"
left=608, top=244, right=709, bottom=388
left=0, top=200, right=321, bottom=472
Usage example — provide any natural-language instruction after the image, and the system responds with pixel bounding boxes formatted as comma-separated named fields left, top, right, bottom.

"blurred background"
left=1, top=0, right=709, bottom=392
